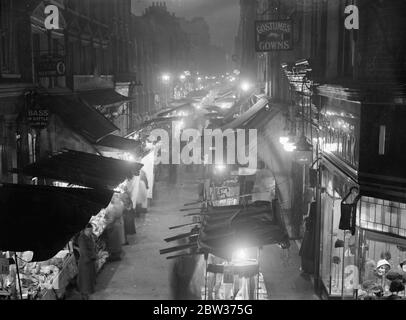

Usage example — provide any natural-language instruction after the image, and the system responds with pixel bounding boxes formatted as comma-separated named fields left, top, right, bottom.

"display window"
left=319, top=167, right=358, bottom=298
left=356, top=197, right=406, bottom=299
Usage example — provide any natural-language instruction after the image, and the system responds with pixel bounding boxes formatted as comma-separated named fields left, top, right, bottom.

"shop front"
left=314, top=86, right=406, bottom=300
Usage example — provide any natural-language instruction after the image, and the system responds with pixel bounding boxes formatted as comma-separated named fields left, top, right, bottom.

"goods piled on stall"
left=0, top=249, right=77, bottom=300
left=0, top=150, right=145, bottom=300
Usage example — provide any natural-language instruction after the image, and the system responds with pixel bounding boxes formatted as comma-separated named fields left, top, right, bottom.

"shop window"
left=320, top=168, right=359, bottom=298
left=357, top=229, right=406, bottom=299
left=0, top=0, right=18, bottom=75
left=358, top=197, right=406, bottom=238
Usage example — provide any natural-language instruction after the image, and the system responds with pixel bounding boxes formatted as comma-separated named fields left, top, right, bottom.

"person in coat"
left=122, top=192, right=136, bottom=245
left=77, top=223, right=97, bottom=300
left=105, top=196, right=124, bottom=261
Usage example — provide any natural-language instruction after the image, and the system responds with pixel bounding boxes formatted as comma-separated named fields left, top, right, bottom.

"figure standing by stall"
left=123, top=193, right=136, bottom=245
left=105, top=195, right=124, bottom=261
left=77, top=224, right=97, bottom=300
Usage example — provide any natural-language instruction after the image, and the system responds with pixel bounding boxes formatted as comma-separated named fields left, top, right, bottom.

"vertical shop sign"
left=255, top=20, right=293, bottom=52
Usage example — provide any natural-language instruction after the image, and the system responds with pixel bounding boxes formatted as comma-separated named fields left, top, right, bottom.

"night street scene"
left=1, top=0, right=406, bottom=304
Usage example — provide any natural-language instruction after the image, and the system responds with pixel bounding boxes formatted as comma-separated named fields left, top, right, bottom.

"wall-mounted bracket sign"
left=28, top=108, right=49, bottom=130
left=37, top=55, right=66, bottom=78
left=255, top=20, right=293, bottom=52
left=26, top=91, right=49, bottom=129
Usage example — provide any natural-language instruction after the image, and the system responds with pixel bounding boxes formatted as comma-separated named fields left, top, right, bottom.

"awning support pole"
left=257, top=248, right=261, bottom=300
left=204, top=253, right=208, bottom=300
left=14, top=253, right=23, bottom=300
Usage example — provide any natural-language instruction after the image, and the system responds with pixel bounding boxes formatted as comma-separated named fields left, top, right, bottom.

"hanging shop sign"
left=28, top=108, right=49, bottom=129
left=37, top=55, right=66, bottom=78
left=255, top=20, right=293, bottom=52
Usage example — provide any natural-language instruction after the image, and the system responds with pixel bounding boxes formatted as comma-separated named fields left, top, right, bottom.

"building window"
left=0, top=0, right=18, bottom=75
left=358, top=197, right=406, bottom=239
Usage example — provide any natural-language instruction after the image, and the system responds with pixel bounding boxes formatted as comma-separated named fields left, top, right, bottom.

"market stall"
left=160, top=201, right=291, bottom=300
left=0, top=183, right=113, bottom=300
left=1, top=150, right=144, bottom=300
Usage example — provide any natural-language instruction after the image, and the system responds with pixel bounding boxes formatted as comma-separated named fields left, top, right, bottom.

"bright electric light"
left=180, top=74, right=186, bottom=80
left=241, top=81, right=252, bottom=92
left=125, top=153, right=136, bottom=162
left=234, top=248, right=248, bottom=261
left=162, top=74, right=171, bottom=82
left=215, top=164, right=226, bottom=172
left=280, top=137, right=290, bottom=145
left=175, top=120, right=184, bottom=131
left=284, top=144, right=297, bottom=152
left=197, top=77, right=202, bottom=81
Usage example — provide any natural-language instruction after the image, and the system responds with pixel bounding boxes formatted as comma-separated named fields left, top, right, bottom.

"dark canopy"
left=37, top=94, right=118, bottom=144
left=161, top=201, right=291, bottom=260
left=19, top=149, right=143, bottom=190
left=79, top=89, right=133, bottom=108
left=96, top=134, right=141, bottom=152
left=0, top=183, right=113, bottom=261
left=221, top=97, right=269, bottom=130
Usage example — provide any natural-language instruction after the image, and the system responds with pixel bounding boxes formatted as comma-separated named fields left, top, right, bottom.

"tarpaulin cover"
left=37, top=94, right=118, bottom=144
left=221, top=97, right=269, bottom=130
left=161, top=201, right=290, bottom=260
left=96, top=134, right=141, bottom=151
left=0, top=183, right=113, bottom=261
left=19, top=149, right=144, bottom=190
left=79, top=89, right=133, bottom=108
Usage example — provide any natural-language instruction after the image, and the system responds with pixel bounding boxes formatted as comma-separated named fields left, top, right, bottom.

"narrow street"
left=85, top=166, right=317, bottom=300
left=92, top=167, right=197, bottom=300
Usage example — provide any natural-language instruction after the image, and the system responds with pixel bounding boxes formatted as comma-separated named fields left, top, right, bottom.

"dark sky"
left=131, top=0, right=240, bottom=54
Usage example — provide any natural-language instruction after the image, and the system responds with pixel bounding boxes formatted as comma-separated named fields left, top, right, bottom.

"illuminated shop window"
left=358, top=197, right=406, bottom=238
left=357, top=229, right=406, bottom=299
left=319, top=168, right=359, bottom=298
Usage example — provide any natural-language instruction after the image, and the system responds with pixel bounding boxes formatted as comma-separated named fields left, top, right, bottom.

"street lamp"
left=161, top=74, right=171, bottom=106
left=240, top=81, right=252, bottom=92
left=293, top=135, right=313, bottom=164
left=180, top=74, right=186, bottom=81
left=162, top=74, right=171, bottom=82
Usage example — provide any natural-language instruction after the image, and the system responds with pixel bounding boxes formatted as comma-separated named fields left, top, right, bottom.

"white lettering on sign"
left=258, top=40, right=290, bottom=51
left=344, top=5, right=359, bottom=30
left=256, top=22, right=291, bottom=34
left=44, top=5, right=60, bottom=30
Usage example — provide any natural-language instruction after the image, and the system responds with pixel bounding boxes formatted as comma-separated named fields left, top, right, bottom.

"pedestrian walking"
left=77, top=224, right=97, bottom=300
left=123, top=193, right=136, bottom=244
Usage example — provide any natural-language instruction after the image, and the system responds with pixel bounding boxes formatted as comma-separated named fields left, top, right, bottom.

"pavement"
left=68, top=165, right=318, bottom=300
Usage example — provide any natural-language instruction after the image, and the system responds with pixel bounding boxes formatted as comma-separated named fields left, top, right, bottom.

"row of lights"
left=161, top=71, right=239, bottom=83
